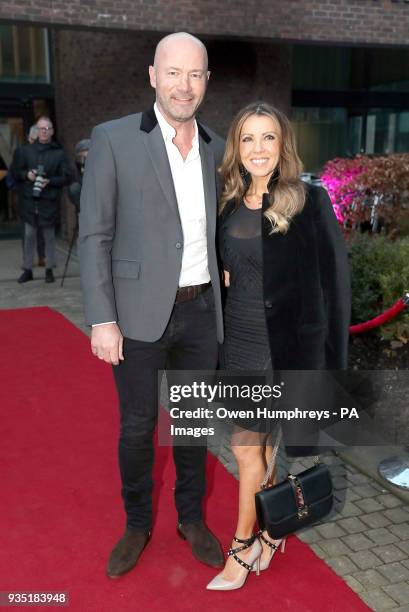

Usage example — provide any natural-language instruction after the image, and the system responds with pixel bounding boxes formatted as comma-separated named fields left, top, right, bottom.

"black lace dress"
left=221, top=202, right=272, bottom=371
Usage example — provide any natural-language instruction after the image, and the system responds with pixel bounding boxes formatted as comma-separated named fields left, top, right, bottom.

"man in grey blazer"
left=79, top=32, right=225, bottom=577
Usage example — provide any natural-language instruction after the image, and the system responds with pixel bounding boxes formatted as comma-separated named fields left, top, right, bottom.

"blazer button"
left=264, top=299, right=273, bottom=308
left=175, top=242, right=182, bottom=249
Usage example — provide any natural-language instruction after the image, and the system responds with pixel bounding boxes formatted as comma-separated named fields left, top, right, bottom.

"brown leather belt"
left=175, top=282, right=211, bottom=304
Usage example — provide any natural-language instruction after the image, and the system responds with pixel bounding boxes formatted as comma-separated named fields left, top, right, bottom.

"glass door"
left=365, top=108, right=409, bottom=154
left=0, top=114, right=25, bottom=239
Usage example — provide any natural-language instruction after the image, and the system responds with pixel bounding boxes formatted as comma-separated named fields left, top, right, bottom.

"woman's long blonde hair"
left=219, top=102, right=306, bottom=234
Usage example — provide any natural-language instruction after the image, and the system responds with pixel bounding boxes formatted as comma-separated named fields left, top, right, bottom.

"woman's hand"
left=224, top=270, right=230, bottom=287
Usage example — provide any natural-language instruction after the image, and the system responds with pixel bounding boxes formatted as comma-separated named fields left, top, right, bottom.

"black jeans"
left=112, top=286, right=218, bottom=531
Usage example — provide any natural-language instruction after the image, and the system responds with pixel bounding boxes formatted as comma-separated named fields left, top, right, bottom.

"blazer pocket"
left=112, top=259, right=141, bottom=279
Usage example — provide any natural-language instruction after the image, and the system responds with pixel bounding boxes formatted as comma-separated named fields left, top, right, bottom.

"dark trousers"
left=37, top=226, right=45, bottom=259
left=20, top=224, right=45, bottom=260
left=112, top=286, right=218, bottom=531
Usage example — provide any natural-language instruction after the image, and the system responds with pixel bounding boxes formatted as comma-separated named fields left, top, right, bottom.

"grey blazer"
left=78, top=107, right=225, bottom=343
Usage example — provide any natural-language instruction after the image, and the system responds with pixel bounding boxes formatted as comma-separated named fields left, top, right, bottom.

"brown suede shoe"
left=106, top=529, right=151, bottom=578
left=177, top=520, right=224, bottom=568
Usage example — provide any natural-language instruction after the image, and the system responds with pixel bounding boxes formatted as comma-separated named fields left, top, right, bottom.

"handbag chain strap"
left=260, top=428, right=321, bottom=490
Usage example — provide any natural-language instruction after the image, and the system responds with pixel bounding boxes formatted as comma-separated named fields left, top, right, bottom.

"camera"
left=32, top=165, right=46, bottom=198
left=75, top=157, right=86, bottom=175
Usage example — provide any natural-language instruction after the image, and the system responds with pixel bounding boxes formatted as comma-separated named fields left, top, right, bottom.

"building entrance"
left=0, top=109, right=25, bottom=239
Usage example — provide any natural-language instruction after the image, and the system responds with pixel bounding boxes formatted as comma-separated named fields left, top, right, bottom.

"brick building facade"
left=51, top=30, right=291, bottom=150
left=0, top=0, right=408, bottom=238
left=2, top=0, right=409, bottom=46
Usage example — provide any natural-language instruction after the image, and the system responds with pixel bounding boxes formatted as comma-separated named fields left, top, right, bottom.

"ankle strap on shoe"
left=227, top=533, right=257, bottom=572
left=230, top=534, right=256, bottom=552
left=227, top=534, right=257, bottom=571
left=233, top=534, right=256, bottom=545
left=257, top=531, right=279, bottom=550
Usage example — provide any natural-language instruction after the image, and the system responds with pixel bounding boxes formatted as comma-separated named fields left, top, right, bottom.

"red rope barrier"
left=349, top=294, right=409, bottom=335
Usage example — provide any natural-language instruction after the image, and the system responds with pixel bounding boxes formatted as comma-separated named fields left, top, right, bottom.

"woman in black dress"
left=207, top=102, right=350, bottom=591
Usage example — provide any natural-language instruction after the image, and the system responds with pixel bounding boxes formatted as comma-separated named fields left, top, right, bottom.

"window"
left=293, top=46, right=351, bottom=91
left=365, top=109, right=409, bottom=154
left=0, top=25, right=50, bottom=83
left=292, top=44, right=409, bottom=171
left=291, top=108, right=351, bottom=173
left=293, top=44, right=409, bottom=92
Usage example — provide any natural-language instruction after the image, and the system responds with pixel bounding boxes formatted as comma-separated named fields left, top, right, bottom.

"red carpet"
left=0, top=307, right=370, bottom=611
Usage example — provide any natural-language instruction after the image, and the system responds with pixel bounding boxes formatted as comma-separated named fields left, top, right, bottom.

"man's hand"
left=91, top=322, right=124, bottom=365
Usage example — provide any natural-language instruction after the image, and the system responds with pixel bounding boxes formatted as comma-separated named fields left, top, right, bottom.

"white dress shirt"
left=93, top=104, right=210, bottom=327
left=154, top=103, right=210, bottom=287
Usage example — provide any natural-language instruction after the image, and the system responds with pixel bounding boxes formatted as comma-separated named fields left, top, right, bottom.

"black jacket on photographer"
left=12, top=140, right=72, bottom=227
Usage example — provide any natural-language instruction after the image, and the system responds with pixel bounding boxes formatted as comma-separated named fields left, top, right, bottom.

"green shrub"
left=349, top=234, right=409, bottom=341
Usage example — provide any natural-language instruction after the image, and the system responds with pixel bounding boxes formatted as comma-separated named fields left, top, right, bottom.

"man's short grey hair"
left=36, top=116, right=53, bottom=128
left=75, top=139, right=91, bottom=154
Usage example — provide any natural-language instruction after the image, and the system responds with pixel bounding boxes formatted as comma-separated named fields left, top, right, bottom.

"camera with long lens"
left=32, top=165, right=46, bottom=198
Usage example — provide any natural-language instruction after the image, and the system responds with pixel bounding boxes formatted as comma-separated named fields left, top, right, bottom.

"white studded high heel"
left=206, top=534, right=262, bottom=591
left=252, top=531, right=286, bottom=571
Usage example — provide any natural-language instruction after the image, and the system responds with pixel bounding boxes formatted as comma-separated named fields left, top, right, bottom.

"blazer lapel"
left=199, top=136, right=217, bottom=240
left=140, top=110, right=179, bottom=214
left=140, top=108, right=217, bottom=229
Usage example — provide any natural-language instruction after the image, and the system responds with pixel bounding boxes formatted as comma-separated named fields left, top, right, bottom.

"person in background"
left=67, top=139, right=90, bottom=213
left=27, top=125, right=46, bottom=266
left=12, top=116, right=72, bottom=284
left=10, top=125, right=46, bottom=266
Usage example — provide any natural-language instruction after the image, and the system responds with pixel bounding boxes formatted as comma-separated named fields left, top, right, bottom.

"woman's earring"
left=267, top=167, right=280, bottom=190
left=239, top=165, right=249, bottom=179
left=239, top=165, right=251, bottom=187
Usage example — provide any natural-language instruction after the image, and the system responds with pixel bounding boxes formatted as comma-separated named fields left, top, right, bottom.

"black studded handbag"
left=255, top=430, right=334, bottom=539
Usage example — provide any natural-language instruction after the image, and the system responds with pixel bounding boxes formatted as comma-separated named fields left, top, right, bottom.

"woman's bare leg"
left=218, top=428, right=265, bottom=581
left=259, top=433, right=283, bottom=563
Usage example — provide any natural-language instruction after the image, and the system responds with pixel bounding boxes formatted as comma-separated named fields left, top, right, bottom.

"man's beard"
left=157, top=95, right=201, bottom=124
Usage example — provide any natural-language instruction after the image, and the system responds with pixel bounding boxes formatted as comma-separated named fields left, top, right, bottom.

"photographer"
left=59, top=139, right=90, bottom=286
left=10, top=125, right=47, bottom=266
left=68, top=139, right=90, bottom=213
left=13, top=116, right=72, bottom=284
